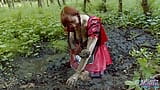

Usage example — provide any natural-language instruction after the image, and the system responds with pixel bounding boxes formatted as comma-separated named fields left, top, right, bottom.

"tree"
left=83, top=0, right=90, bottom=12
left=83, top=0, right=87, bottom=12
left=2, top=0, right=7, bottom=4
left=11, top=0, right=14, bottom=8
left=62, top=0, right=65, bottom=5
left=50, top=0, right=54, bottom=4
left=6, top=0, right=14, bottom=8
left=101, top=0, right=107, bottom=12
left=141, top=0, right=151, bottom=16
left=0, top=0, right=5, bottom=7
left=118, top=0, right=122, bottom=16
left=29, top=0, right=33, bottom=7
left=38, top=0, right=43, bottom=8
left=57, top=0, right=61, bottom=7
left=46, top=0, right=49, bottom=7
left=57, top=0, right=66, bottom=8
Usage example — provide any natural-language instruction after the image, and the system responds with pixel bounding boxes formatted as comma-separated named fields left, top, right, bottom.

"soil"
left=0, top=26, right=159, bottom=90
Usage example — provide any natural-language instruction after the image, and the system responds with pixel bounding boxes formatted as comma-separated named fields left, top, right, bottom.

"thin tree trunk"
left=83, top=0, right=87, bottom=12
left=57, top=0, right=61, bottom=8
left=141, top=0, right=151, bottom=16
left=46, top=0, right=49, bottom=7
left=1, top=0, right=5, bottom=7
left=101, top=0, right=107, bottom=12
left=11, top=0, right=14, bottom=8
left=118, top=0, right=122, bottom=16
left=29, top=0, right=32, bottom=7
left=38, top=0, right=43, bottom=8
left=50, top=0, right=54, bottom=4
left=62, top=0, right=65, bottom=5
left=3, top=0, right=6, bottom=4
left=6, top=0, right=11, bottom=8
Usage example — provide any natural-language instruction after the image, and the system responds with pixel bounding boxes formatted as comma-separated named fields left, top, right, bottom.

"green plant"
left=52, top=40, right=67, bottom=53
left=0, top=6, right=64, bottom=72
left=125, top=44, right=160, bottom=89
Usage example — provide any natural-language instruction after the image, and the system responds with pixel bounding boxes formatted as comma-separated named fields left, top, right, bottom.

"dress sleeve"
left=87, top=19, right=100, bottom=38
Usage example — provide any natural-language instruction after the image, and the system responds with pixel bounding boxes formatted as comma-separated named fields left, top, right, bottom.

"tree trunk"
left=3, top=0, right=6, bottom=4
left=46, top=0, right=49, bottom=7
left=141, top=0, right=151, bottom=16
left=1, top=0, right=5, bottom=7
left=50, top=0, right=54, bottom=4
left=29, top=0, right=32, bottom=7
left=62, top=0, right=65, bottom=5
left=11, top=0, right=14, bottom=8
left=6, top=0, right=11, bottom=8
left=83, top=0, right=87, bottom=12
left=118, top=0, right=122, bottom=16
left=57, top=0, right=61, bottom=7
left=38, top=0, right=43, bottom=8
left=87, top=0, right=90, bottom=2
left=101, top=0, right=107, bottom=12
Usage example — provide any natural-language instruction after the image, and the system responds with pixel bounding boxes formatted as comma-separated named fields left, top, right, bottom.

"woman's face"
left=66, top=16, right=80, bottom=32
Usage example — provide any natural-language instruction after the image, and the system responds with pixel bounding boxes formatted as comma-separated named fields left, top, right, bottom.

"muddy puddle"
left=0, top=27, right=159, bottom=90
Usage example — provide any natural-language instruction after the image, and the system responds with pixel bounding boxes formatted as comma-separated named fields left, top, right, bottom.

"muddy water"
left=1, top=27, right=159, bottom=90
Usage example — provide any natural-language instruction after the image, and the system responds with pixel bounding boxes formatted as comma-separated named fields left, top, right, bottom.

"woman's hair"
left=60, top=6, right=81, bottom=32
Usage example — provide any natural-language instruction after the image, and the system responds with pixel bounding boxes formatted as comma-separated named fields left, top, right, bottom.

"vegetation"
left=0, top=6, right=65, bottom=72
left=125, top=44, right=160, bottom=89
left=0, top=0, right=159, bottom=89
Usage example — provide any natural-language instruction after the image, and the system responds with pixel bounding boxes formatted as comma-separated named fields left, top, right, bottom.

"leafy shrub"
left=0, top=7, right=64, bottom=71
left=125, top=44, right=160, bottom=89
left=52, top=40, right=67, bottom=53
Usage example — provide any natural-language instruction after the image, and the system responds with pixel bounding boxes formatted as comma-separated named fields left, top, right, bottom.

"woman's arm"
left=75, top=37, right=98, bottom=74
left=66, top=37, right=98, bottom=86
left=69, top=32, right=75, bottom=49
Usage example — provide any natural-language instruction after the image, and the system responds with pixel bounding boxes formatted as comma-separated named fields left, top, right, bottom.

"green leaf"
left=0, top=64, right=2, bottom=70
left=138, top=58, right=147, bottom=68
left=135, top=86, right=142, bottom=90
left=6, top=52, right=13, bottom=57
left=125, top=81, right=135, bottom=85
left=128, top=84, right=136, bottom=89
left=0, top=44, right=6, bottom=48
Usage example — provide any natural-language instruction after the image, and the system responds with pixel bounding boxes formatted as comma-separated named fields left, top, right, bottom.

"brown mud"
left=0, top=27, right=159, bottom=90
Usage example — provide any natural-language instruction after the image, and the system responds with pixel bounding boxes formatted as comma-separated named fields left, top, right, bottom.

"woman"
left=60, top=6, right=112, bottom=86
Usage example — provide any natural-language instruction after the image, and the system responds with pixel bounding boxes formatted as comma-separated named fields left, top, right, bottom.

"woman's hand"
left=79, top=49, right=90, bottom=58
left=71, top=44, right=82, bottom=54
left=66, top=73, right=80, bottom=87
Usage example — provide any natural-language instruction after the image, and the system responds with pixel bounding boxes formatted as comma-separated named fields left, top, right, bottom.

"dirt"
left=0, top=27, right=159, bottom=90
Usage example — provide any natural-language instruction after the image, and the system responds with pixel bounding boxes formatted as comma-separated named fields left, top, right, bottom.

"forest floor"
left=0, top=26, right=159, bottom=90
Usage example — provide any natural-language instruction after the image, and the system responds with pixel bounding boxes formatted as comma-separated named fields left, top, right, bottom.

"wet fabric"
left=69, top=16, right=112, bottom=76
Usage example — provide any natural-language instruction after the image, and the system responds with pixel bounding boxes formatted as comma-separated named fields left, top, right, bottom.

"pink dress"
left=69, top=16, right=112, bottom=77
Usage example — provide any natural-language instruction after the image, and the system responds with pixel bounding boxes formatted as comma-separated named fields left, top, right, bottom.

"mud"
left=0, top=27, right=159, bottom=90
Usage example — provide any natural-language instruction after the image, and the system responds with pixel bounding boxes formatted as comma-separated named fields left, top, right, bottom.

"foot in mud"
left=79, top=71, right=91, bottom=81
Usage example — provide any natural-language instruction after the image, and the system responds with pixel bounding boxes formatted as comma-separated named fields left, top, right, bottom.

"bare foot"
left=79, top=71, right=91, bottom=81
